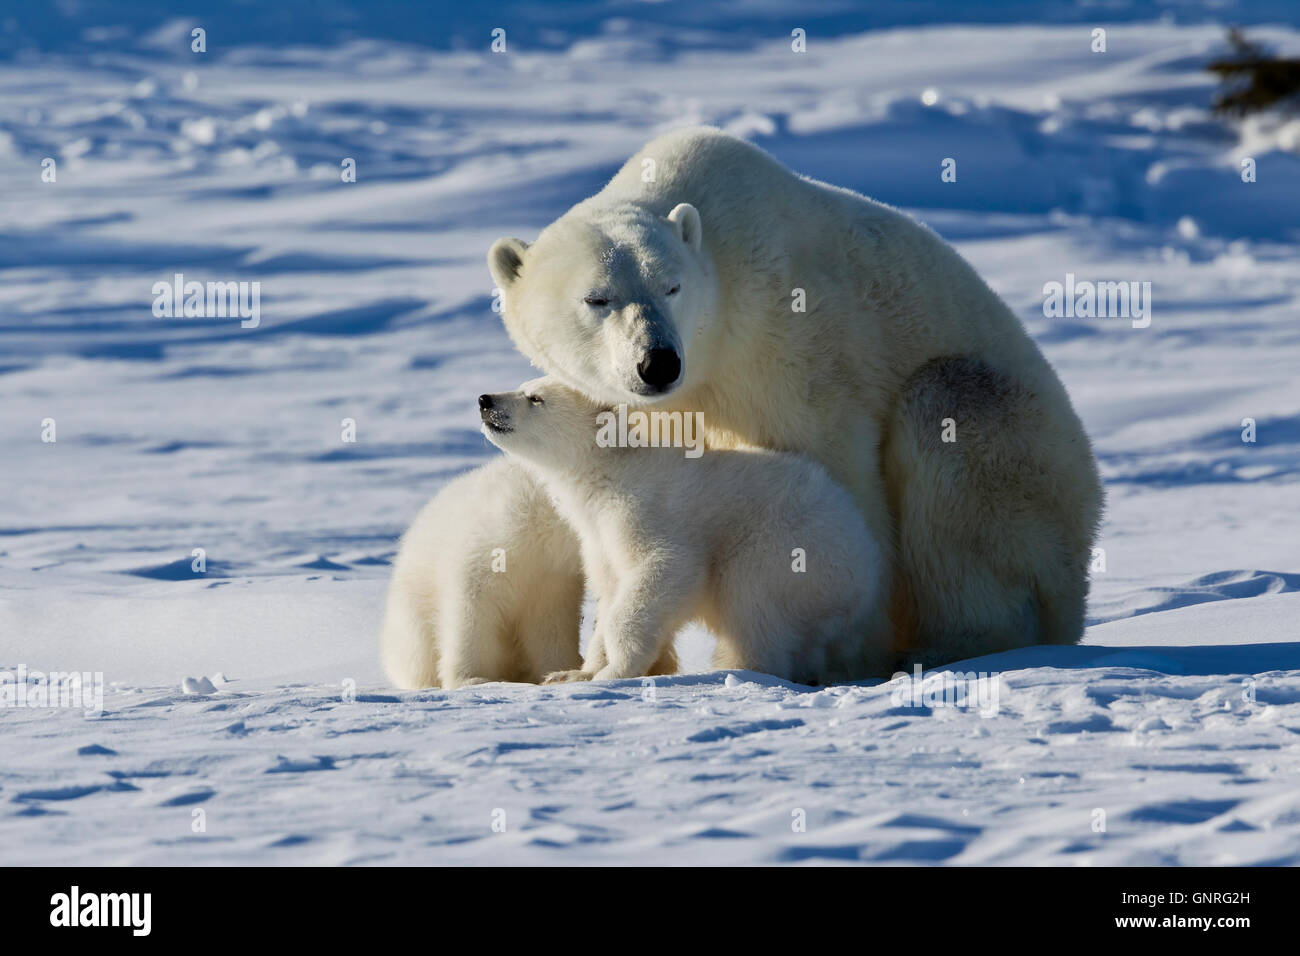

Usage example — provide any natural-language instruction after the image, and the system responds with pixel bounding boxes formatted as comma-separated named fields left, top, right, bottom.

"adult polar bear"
left=488, top=127, right=1103, bottom=672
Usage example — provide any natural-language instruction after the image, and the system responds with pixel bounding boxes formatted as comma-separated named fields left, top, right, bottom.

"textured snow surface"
left=5, top=608, right=1300, bottom=865
left=1, top=2, right=1299, bottom=864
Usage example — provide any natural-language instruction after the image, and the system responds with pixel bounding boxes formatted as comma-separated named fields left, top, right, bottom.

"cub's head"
left=487, top=201, right=714, bottom=405
left=479, top=376, right=605, bottom=469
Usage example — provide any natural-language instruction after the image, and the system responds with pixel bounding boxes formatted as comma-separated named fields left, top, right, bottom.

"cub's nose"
left=636, top=348, right=681, bottom=390
left=478, top=394, right=494, bottom=411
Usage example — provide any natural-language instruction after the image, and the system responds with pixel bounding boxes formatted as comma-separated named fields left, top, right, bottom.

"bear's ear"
left=667, top=203, right=702, bottom=254
left=487, top=237, right=530, bottom=289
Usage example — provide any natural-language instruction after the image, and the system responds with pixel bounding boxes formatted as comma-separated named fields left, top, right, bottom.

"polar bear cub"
left=479, top=376, right=886, bottom=685
left=380, top=458, right=584, bottom=689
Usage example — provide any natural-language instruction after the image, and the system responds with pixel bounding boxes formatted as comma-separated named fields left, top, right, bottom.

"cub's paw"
left=542, top=670, right=594, bottom=684
left=592, top=665, right=635, bottom=682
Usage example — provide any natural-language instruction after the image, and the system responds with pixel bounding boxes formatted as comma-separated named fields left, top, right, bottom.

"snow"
left=2, top=2, right=1299, bottom=865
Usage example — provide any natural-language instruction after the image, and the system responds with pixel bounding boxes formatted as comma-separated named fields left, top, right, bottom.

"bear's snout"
left=636, top=347, right=682, bottom=392
left=479, top=393, right=513, bottom=433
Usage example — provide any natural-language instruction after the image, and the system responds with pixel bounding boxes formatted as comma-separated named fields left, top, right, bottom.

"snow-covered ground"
left=2, top=2, right=1299, bottom=865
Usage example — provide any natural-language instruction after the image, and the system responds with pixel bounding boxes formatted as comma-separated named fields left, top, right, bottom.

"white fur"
left=488, top=127, right=1103, bottom=673
left=379, top=458, right=583, bottom=689
left=482, top=378, right=884, bottom=684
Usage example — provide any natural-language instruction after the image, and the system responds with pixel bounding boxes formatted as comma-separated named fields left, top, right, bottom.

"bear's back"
left=593, top=127, right=819, bottom=223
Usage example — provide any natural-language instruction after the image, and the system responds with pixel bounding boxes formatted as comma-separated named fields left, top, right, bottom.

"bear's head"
left=487, top=201, right=714, bottom=405
left=478, top=376, right=605, bottom=471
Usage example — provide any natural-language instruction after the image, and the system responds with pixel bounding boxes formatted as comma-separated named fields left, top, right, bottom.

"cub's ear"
left=487, top=237, right=530, bottom=289
left=667, top=203, right=702, bottom=254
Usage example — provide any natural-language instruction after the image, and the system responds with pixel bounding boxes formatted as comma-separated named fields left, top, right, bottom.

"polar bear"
left=487, top=127, right=1103, bottom=673
left=479, top=376, right=884, bottom=684
left=379, top=458, right=584, bottom=689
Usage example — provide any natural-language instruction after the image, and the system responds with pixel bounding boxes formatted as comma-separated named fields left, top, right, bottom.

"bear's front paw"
left=542, top=670, right=594, bottom=684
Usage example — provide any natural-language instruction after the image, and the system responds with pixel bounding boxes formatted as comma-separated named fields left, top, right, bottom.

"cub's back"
left=610, top=443, right=864, bottom=554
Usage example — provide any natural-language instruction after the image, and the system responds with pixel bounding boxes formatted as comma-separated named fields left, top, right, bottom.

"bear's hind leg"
left=882, top=355, right=1101, bottom=666
left=706, top=606, right=796, bottom=682
left=710, top=634, right=794, bottom=682
left=647, top=641, right=678, bottom=676
left=518, top=573, right=584, bottom=682
left=437, top=597, right=512, bottom=689
left=379, top=580, right=440, bottom=689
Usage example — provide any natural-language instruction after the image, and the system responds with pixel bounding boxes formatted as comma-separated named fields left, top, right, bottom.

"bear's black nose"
left=478, top=394, right=493, bottom=411
left=637, top=348, right=681, bottom=390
